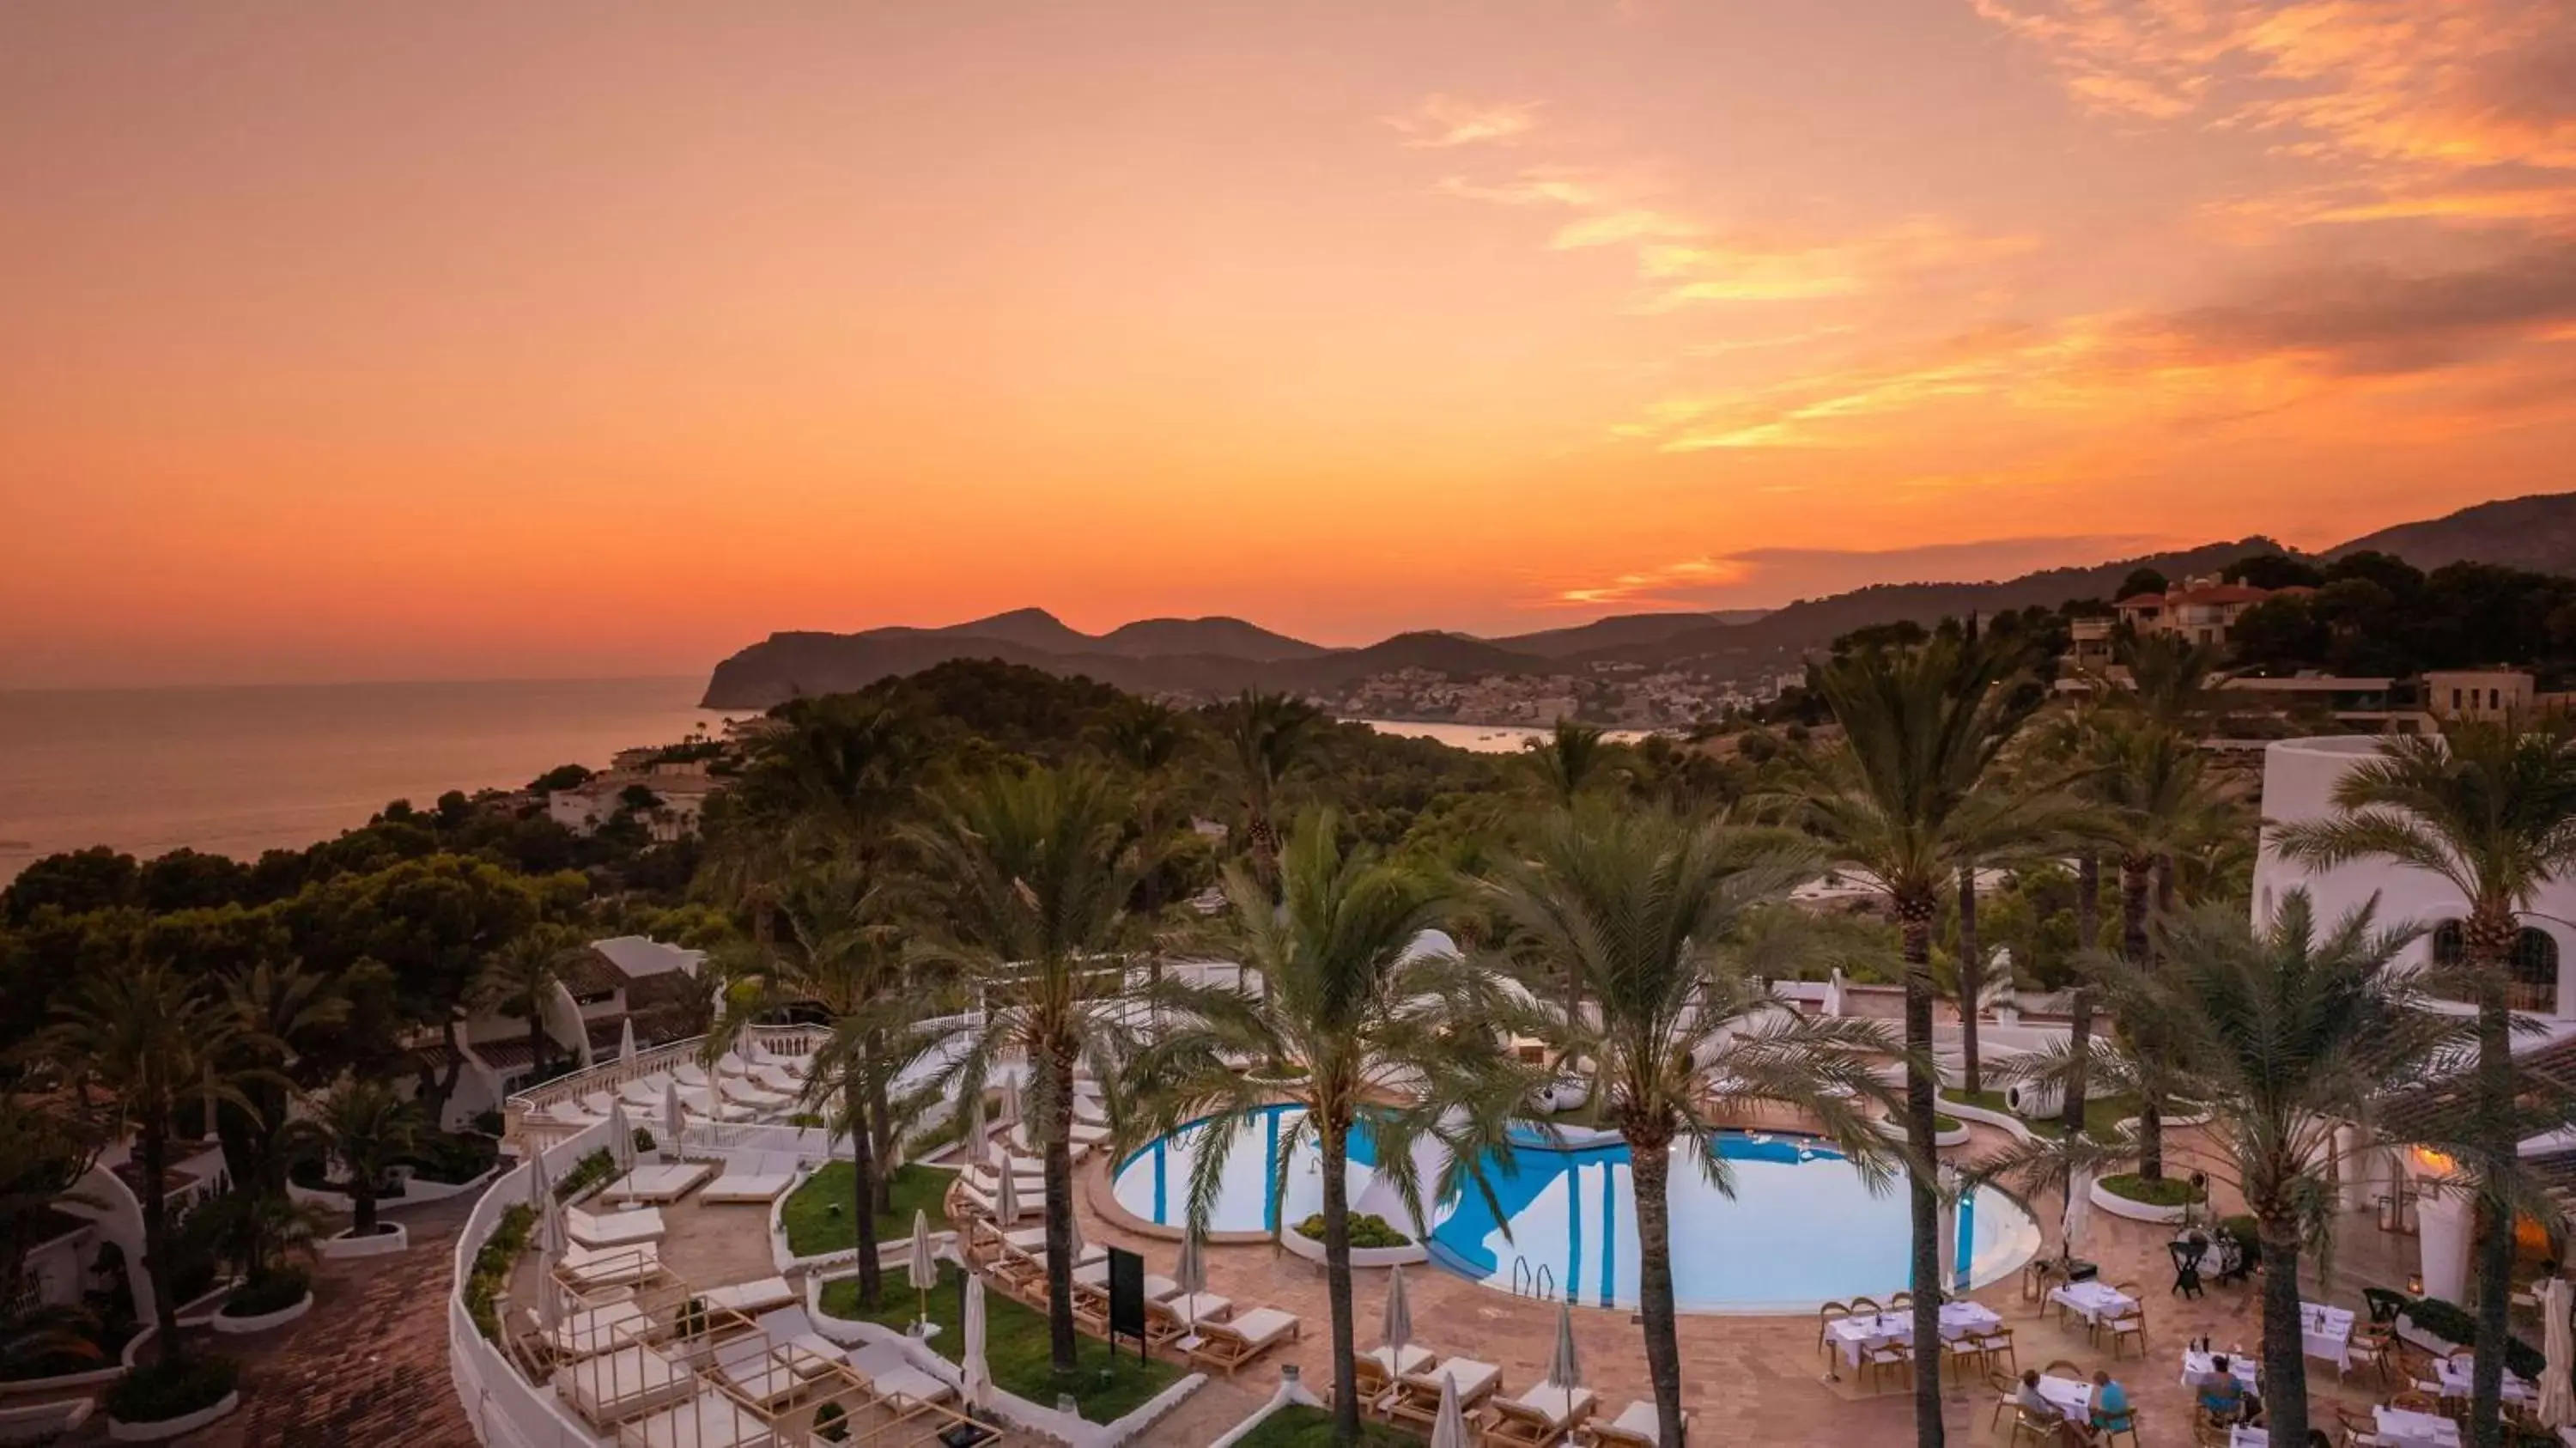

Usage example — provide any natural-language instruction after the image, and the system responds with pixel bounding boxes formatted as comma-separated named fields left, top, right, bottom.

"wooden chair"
left=2390, top=1389, right=2437, bottom=1413
left=1986, top=1371, right=2021, bottom=1433
left=2007, top=1405, right=2064, bottom=1447
left=2099, top=1406, right=2141, bottom=1448
left=1886, top=1291, right=1913, bottom=1312
left=2101, top=1299, right=2146, bottom=1358
left=2354, top=1321, right=2401, bottom=1385
left=1862, top=1341, right=1912, bottom=1394
left=1815, top=1301, right=1850, bottom=1367
left=1977, top=1325, right=2018, bottom=1375
left=2335, top=1404, right=2385, bottom=1447
left=1941, top=1330, right=1987, bottom=1381
left=2044, top=1360, right=2083, bottom=1381
left=1848, top=1295, right=1881, bottom=1317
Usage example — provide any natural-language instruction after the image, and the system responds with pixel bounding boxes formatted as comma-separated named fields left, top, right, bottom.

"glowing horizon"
left=6, top=2, right=2573, bottom=687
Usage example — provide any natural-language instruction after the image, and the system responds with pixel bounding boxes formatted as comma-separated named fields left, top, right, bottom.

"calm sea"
left=0, top=678, right=718, bottom=879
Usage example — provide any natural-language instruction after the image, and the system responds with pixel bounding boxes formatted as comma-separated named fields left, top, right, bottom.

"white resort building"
left=2256, top=734, right=2576, bottom=1307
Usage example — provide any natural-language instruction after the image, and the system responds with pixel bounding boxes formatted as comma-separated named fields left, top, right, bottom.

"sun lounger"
left=702, top=1168, right=795, bottom=1204
left=1485, top=1383, right=1597, bottom=1445
left=1583, top=1400, right=1684, bottom=1446
left=1074, top=1094, right=1109, bottom=1126
left=848, top=1341, right=957, bottom=1413
left=1144, top=1291, right=1230, bottom=1347
left=1389, top=1359, right=1501, bottom=1428
left=561, top=1243, right=662, bottom=1289
left=674, top=1063, right=715, bottom=1089
left=708, top=1333, right=806, bottom=1408
left=555, top=1343, right=695, bottom=1423
left=1185, top=1305, right=1301, bottom=1377
left=953, top=1177, right=1033, bottom=1222
left=567, top=1207, right=666, bottom=1250
left=720, top=1077, right=793, bottom=1110
left=536, top=1101, right=605, bottom=1129
left=750, top=1063, right=802, bottom=1095
left=716, top=1052, right=756, bottom=1077
left=1074, top=1259, right=1178, bottom=1299
left=582, top=1091, right=620, bottom=1116
left=1002, top=1226, right=1103, bottom=1267
left=611, top=1163, right=714, bottom=1203
left=753, top=1308, right=848, bottom=1379
left=699, top=1275, right=798, bottom=1316
left=623, top=1389, right=777, bottom=1448
left=619, top=1074, right=673, bottom=1109
left=1352, top=1343, right=1436, bottom=1408
left=544, top=1299, right=652, bottom=1360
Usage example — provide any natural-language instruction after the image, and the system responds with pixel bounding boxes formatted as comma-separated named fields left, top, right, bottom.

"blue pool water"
left=1109, top=1104, right=2041, bottom=1313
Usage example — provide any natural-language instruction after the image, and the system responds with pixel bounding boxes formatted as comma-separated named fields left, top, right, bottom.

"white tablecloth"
left=2231, top=1429, right=2269, bottom=1448
left=2050, top=1281, right=2136, bottom=1325
left=2433, top=1354, right=2535, bottom=1402
left=2376, top=1406, right=2464, bottom=1448
left=2182, top=1350, right=2261, bottom=1390
left=1826, top=1304, right=2002, bottom=1368
left=2300, top=1302, right=2354, bottom=1371
left=2036, top=1376, right=2092, bottom=1417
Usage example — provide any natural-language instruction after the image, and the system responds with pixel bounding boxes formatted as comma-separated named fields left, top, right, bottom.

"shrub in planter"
left=2098, top=1173, right=2203, bottom=1208
left=2402, top=1296, right=2547, bottom=1381
left=554, top=1149, right=617, bottom=1202
left=0, top=1304, right=110, bottom=1381
left=814, top=1401, right=850, bottom=1442
left=465, top=1204, right=537, bottom=1340
left=221, top=1267, right=311, bottom=1318
left=1293, top=1213, right=1411, bottom=1250
left=631, top=1128, right=656, bottom=1156
left=106, top=1354, right=239, bottom=1424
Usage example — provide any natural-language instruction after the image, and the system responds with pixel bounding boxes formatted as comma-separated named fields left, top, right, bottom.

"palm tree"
left=2087, top=893, right=2464, bottom=1448
left=218, top=960, right=345, bottom=1274
left=293, top=1077, right=422, bottom=1238
left=2081, top=713, right=2237, bottom=1177
left=908, top=765, right=1150, bottom=1378
left=1135, top=813, right=1529, bottom=1444
left=471, top=926, right=586, bottom=1084
left=1482, top=805, right=1894, bottom=1447
left=46, top=958, right=245, bottom=1365
left=2274, top=719, right=2576, bottom=1448
left=1774, top=636, right=2077, bottom=1448
left=1528, top=719, right=1612, bottom=806
left=0, top=1094, right=100, bottom=1305
left=712, top=861, right=924, bottom=1309
left=1226, top=691, right=1322, bottom=880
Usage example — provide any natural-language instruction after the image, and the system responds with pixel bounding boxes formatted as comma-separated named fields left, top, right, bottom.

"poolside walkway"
left=1085, top=1118, right=2408, bottom=1446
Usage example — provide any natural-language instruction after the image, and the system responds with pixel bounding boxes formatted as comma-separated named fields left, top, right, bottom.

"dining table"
left=2374, top=1405, right=2464, bottom=1448
left=2035, top=1374, right=2092, bottom=1419
left=2049, top=1280, right=2136, bottom=1329
left=2300, top=1300, right=2355, bottom=1372
left=1825, top=1302, right=2003, bottom=1369
left=2228, top=1429, right=2269, bottom=1448
left=2181, top=1349, right=2261, bottom=1390
left=2431, top=1353, right=2534, bottom=1403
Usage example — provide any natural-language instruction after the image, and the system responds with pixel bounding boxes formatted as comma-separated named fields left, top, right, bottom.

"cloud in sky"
left=1547, top=534, right=2169, bottom=608
left=1384, top=94, right=1542, bottom=149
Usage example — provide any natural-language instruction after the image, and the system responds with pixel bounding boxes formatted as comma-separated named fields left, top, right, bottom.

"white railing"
left=502, top=1024, right=828, bottom=1143
left=447, top=1120, right=615, bottom=1448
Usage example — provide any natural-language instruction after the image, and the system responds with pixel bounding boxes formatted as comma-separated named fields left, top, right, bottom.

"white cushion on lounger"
left=1364, top=1342, right=1435, bottom=1377
left=699, top=1275, right=796, bottom=1315
left=545, top=1299, right=650, bottom=1359
left=611, top=1163, right=713, bottom=1202
left=750, top=1064, right=801, bottom=1094
left=567, top=1206, right=665, bottom=1249
left=561, top=1242, right=661, bottom=1287
left=702, top=1171, right=793, bottom=1204
left=848, top=1342, right=956, bottom=1409
left=1405, top=1357, right=1499, bottom=1402
left=1221, top=1305, right=1299, bottom=1348
left=555, top=1343, right=693, bottom=1422
left=626, top=1390, right=775, bottom=1448
left=1504, top=1383, right=1596, bottom=1427
left=708, top=1335, right=803, bottom=1408
left=1073, top=1261, right=1178, bottom=1299
left=582, top=1091, right=619, bottom=1116
left=1004, top=1226, right=1103, bottom=1265
left=954, top=1178, right=1032, bottom=1221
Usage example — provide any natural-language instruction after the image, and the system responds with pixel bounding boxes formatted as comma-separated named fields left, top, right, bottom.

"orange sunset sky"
left=5, top=1, right=2574, bottom=687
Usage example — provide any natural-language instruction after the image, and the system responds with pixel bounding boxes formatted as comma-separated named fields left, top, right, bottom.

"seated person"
left=2196, top=1358, right=2248, bottom=1424
left=2080, top=1369, right=2132, bottom=1444
left=2015, top=1370, right=2069, bottom=1439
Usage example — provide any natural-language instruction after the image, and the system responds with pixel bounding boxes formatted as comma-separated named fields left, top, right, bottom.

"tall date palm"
left=1482, top=805, right=1894, bottom=1448
left=1774, top=636, right=2075, bottom=1448
left=909, top=765, right=1151, bottom=1379
left=1135, top=813, right=1529, bottom=1445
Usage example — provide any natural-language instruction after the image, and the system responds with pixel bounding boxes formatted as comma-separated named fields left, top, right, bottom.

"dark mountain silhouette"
left=2330, top=490, right=2576, bottom=575
left=700, top=492, right=2576, bottom=708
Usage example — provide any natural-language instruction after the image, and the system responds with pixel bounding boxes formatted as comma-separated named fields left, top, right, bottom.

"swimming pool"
left=1109, top=1104, right=2041, bottom=1312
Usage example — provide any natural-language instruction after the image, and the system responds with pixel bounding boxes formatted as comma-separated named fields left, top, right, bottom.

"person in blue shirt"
left=2197, top=1357, right=2248, bottom=1425
left=2082, top=1369, right=2133, bottom=1443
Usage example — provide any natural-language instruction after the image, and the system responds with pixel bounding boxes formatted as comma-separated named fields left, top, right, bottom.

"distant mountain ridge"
left=699, top=491, right=2576, bottom=708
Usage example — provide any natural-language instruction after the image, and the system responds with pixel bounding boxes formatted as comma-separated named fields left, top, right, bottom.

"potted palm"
left=298, top=1078, right=423, bottom=1259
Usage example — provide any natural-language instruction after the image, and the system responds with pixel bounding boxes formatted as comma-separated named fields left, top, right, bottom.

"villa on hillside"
left=410, top=934, right=712, bottom=1129
left=544, top=761, right=719, bottom=842
left=2115, top=574, right=2312, bottom=647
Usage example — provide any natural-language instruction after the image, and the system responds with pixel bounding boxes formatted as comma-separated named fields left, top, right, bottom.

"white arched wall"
left=2257, top=737, right=2576, bottom=1025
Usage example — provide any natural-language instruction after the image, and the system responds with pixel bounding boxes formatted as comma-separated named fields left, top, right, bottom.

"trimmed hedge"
left=554, top=1148, right=617, bottom=1202
left=2402, top=1295, right=2547, bottom=1382
left=2099, top=1173, right=2203, bottom=1207
left=1293, top=1212, right=1411, bottom=1249
left=465, top=1203, right=537, bottom=1340
left=106, top=1354, right=239, bottom=1424
left=221, top=1267, right=311, bottom=1317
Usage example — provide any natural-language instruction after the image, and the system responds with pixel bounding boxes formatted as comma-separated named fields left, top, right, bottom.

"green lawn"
left=781, top=1163, right=952, bottom=1257
left=1231, top=1404, right=1422, bottom=1447
left=1946, top=1089, right=2139, bottom=1141
left=818, top=1263, right=1179, bottom=1423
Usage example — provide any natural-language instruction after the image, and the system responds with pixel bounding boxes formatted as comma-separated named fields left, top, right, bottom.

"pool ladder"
left=1509, top=1256, right=1558, bottom=1302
